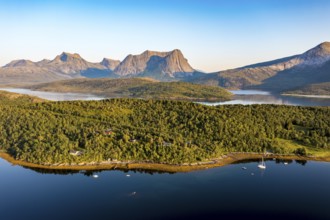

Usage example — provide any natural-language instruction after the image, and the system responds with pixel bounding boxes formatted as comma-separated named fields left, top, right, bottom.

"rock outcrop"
left=114, top=49, right=194, bottom=78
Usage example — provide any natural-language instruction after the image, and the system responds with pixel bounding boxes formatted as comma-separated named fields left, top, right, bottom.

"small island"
left=0, top=90, right=329, bottom=172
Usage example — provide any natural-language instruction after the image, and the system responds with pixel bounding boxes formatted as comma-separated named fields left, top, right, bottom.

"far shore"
left=282, top=93, right=330, bottom=99
left=1, top=152, right=329, bottom=173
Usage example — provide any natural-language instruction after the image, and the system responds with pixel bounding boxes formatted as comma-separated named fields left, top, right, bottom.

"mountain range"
left=0, top=49, right=197, bottom=85
left=1, top=42, right=329, bottom=94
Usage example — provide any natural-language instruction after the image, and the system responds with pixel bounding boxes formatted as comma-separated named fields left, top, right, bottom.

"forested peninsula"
left=27, top=78, right=233, bottom=102
left=0, top=91, right=329, bottom=171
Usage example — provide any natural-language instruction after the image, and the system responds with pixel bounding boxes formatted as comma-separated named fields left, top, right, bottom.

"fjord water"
left=1, top=158, right=329, bottom=220
left=1, top=88, right=330, bottom=106
left=0, top=88, right=104, bottom=101
left=202, top=90, right=330, bottom=106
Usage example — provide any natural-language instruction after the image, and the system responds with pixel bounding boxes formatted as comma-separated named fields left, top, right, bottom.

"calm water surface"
left=1, top=158, right=329, bottom=220
left=0, top=88, right=104, bottom=101
left=202, top=90, right=330, bottom=106
left=1, top=88, right=330, bottom=106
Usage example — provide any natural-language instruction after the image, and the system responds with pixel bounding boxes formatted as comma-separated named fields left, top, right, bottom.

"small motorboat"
left=242, top=167, right=247, bottom=170
left=92, top=174, right=99, bottom=178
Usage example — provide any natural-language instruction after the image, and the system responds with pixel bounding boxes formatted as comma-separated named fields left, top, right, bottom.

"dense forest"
left=0, top=91, right=329, bottom=165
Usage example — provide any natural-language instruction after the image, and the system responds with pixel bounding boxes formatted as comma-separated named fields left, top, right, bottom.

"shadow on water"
left=295, top=159, right=308, bottom=166
left=21, top=165, right=176, bottom=176
left=22, top=158, right=308, bottom=175
left=232, top=158, right=307, bottom=166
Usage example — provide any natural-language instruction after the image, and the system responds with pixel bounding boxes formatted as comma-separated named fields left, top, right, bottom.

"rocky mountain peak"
left=100, top=58, right=120, bottom=70
left=164, top=49, right=194, bottom=74
left=55, top=52, right=83, bottom=62
left=47, top=52, right=95, bottom=75
left=317, top=41, right=330, bottom=52
left=300, top=41, right=330, bottom=65
left=114, top=49, right=194, bottom=77
left=141, top=50, right=170, bottom=58
left=3, top=59, right=36, bottom=68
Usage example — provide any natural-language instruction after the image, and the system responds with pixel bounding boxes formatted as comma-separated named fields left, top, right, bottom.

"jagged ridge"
left=0, top=49, right=196, bottom=85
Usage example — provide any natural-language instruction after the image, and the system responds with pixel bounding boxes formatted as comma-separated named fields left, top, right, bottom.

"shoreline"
left=282, top=93, right=330, bottom=99
left=1, top=152, right=329, bottom=173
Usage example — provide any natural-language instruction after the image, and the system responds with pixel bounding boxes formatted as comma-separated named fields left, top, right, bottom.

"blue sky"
left=0, top=0, right=329, bottom=72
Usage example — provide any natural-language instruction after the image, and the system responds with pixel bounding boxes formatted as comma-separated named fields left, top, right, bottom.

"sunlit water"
left=202, top=90, right=330, bottom=106
left=0, top=158, right=329, bottom=220
left=0, top=88, right=104, bottom=101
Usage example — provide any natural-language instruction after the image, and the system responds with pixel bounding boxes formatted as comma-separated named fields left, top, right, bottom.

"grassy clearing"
left=275, top=138, right=330, bottom=158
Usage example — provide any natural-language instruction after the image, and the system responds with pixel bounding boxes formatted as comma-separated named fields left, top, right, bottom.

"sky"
left=0, top=0, right=329, bottom=72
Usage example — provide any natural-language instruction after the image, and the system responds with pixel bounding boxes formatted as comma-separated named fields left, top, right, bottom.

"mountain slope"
left=0, top=90, right=45, bottom=104
left=100, top=58, right=120, bottom=70
left=190, top=42, right=330, bottom=92
left=0, top=64, right=71, bottom=86
left=282, top=82, right=330, bottom=96
left=254, top=59, right=330, bottom=92
left=0, top=52, right=117, bottom=85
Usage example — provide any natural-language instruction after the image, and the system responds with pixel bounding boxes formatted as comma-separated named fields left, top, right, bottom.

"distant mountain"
left=283, top=82, right=330, bottom=96
left=0, top=52, right=117, bottom=85
left=190, top=42, right=330, bottom=92
left=2, top=43, right=329, bottom=92
left=114, top=49, right=196, bottom=79
left=100, top=58, right=120, bottom=71
left=46, top=52, right=98, bottom=75
left=0, top=58, right=70, bottom=86
left=0, top=50, right=198, bottom=85
left=4, top=59, right=37, bottom=68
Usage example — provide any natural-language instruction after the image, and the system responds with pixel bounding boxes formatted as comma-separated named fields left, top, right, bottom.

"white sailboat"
left=258, top=157, right=266, bottom=169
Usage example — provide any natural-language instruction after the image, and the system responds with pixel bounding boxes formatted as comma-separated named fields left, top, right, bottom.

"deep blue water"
left=1, top=158, right=329, bottom=220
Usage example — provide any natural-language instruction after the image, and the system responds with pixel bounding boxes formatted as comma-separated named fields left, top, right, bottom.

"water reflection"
left=1, top=88, right=330, bottom=106
left=231, top=90, right=270, bottom=95
left=295, top=160, right=307, bottom=166
left=21, top=165, right=175, bottom=175
left=1, top=158, right=329, bottom=220
left=202, top=91, right=330, bottom=106
left=0, top=88, right=104, bottom=101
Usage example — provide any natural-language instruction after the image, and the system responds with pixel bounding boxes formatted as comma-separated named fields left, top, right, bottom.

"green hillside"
left=0, top=96, right=329, bottom=166
left=27, top=78, right=233, bottom=101
left=0, top=90, right=45, bottom=104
